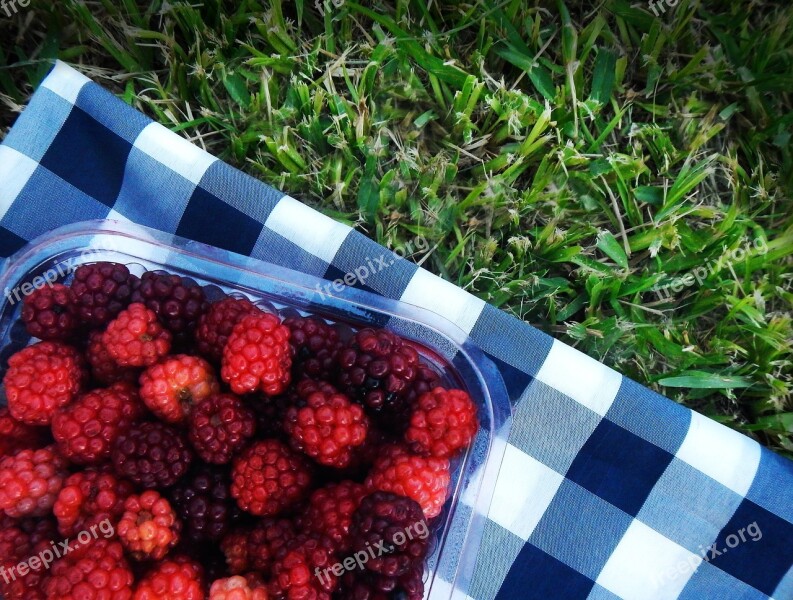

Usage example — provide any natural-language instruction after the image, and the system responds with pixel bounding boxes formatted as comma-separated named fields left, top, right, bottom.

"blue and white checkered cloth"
left=1, top=61, right=791, bottom=600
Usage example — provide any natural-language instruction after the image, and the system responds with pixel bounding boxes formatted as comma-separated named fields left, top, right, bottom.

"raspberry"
left=231, top=440, right=313, bottom=516
left=365, top=446, right=450, bottom=519
left=102, top=303, right=172, bottom=367
left=118, top=490, right=181, bottom=560
left=0, top=407, right=49, bottom=457
left=52, top=382, right=144, bottom=464
left=139, top=354, right=220, bottom=423
left=112, top=421, right=193, bottom=489
left=269, top=534, right=338, bottom=600
left=3, top=341, right=85, bottom=425
left=253, top=379, right=337, bottom=440
left=45, top=539, right=134, bottom=600
left=336, top=328, right=419, bottom=416
left=0, top=445, right=67, bottom=517
left=132, top=555, right=204, bottom=600
left=349, top=491, right=429, bottom=577
left=0, top=538, right=53, bottom=600
left=131, top=271, right=208, bottom=336
left=284, top=317, right=342, bottom=380
left=188, top=393, right=256, bottom=464
left=210, top=575, right=269, bottom=600
left=297, top=481, right=366, bottom=552
left=170, top=465, right=242, bottom=542
left=196, top=297, right=263, bottom=361
left=70, top=262, right=137, bottom=327
left=53, top=470, right=134, bottom=536
left=221, top=520, right=295, bottom=576
left=405, top=387, right=478, bottom=458
left=221, top=313, right=292, bottom=396
left=21, top=283, right=77, bottom=340
left=284, top=389, right=369, bottom=468
left=85, top=330, right=138, bottom=384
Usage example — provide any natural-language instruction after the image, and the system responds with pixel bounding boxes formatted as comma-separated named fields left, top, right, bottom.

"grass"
left=1, top=0, right=791, bottom=457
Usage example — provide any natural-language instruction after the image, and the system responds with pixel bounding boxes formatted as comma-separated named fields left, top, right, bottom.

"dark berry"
left=170, top=465, right=242, bottom=542
left=21, top=283, right=78, bottom=340
left=70, top=262, right=137, bottom=327
left=112, top=421, right=193, bottom=489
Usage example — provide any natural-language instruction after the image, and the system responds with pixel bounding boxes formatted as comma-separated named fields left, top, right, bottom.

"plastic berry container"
left=0, top=219, right=512, bottom=599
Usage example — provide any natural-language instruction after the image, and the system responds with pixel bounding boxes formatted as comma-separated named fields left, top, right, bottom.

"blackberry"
left=21, top=284, right=78, bottom=341
left=336, top=562, right=424, bottom=600
left=170, top=465, right=242, bottom=542
left=349, top=492, right=429, bottom=578
left=285, top=316, right=342, bottom=380
left=336, top=329, right=419, bottom=418
left=131, top=271, right=208, bottom=336
left=188, top=393, right=256, bottom=464
left=112, top=421, right=193, bottom=489
left=69, top=262, right=137, bottom=327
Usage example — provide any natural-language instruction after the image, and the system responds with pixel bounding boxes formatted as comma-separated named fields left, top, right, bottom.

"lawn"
left=1, top=0, right=791, bottom=457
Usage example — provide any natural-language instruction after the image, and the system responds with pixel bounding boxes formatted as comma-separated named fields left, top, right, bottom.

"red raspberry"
left=0, top=445, right=67, bottom=517
left=139, top=354, right=220, bottom=423
left=45, top=539, right=134, bottom=600
left=221, top=313, right=292, bottom=396
left=53, top=470, right=134, bottom=536
left=170, top=465, right=242, bottom=542
left=349, top=491, right=429, bottom=577
left=188, top=393, right=256, bottom=464
left=284, top=317, right=342, bottom=380
left=269, top=534, right=338, bottom=600
left=69, top=262, right=138, bottom=327
left=365, top=446, right=450, bottom=519
left=0, top=538, right=54, bottom=600
left=405, top=387, right=478, bottom=458
left=3, top=341, right=85, bottom=425
left=118, top=490, right=181, bottom=560
left=52, top=382, right=144, bottom=464
left=284, top=389, right=369, bottom=468
left=196, top=297, right=263, bottom=361
left=21, top=283, right=78, bottom=340
left=0, top=407, right=48, bottom=457
left=210, top=575, right=269, bottom=600
left=221, top=521, right=296, bottom=576
left=131, top=271, right=208, bottom=335
left=297, top=481, right=366, bottom=552
left=252, top=379, right=337, bottom=440
left=231, top=440, right=312, bottom=516
left=336, top=328, right=419, bottom=416
left=86, top=330, right=139, bottom=385
left=112, top=421, right=193, bottom=488
left=102, top=303, right=172, bottom=367
left=133, top=555, right=204, bottom=600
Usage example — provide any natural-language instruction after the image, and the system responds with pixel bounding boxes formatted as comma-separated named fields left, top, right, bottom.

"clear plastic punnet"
left=0, top=219, right=512, bottom=599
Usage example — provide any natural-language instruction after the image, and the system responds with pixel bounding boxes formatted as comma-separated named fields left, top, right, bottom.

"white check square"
left=675, top=411, right=761, bottom=496
left=133, top=123, right=217, bottom=185
left=596, top=520, right=701, bottom=600
left=265, top=196, right=351, bottom=263
left=535, top=339, right=622, bottom=416
left=487, top=444, right=564, bottom=541
left=399, top=269, right=485, bottom=335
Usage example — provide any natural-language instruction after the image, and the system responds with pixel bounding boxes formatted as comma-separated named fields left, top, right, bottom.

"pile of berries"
left=0, top=262, right=480, bottom=599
